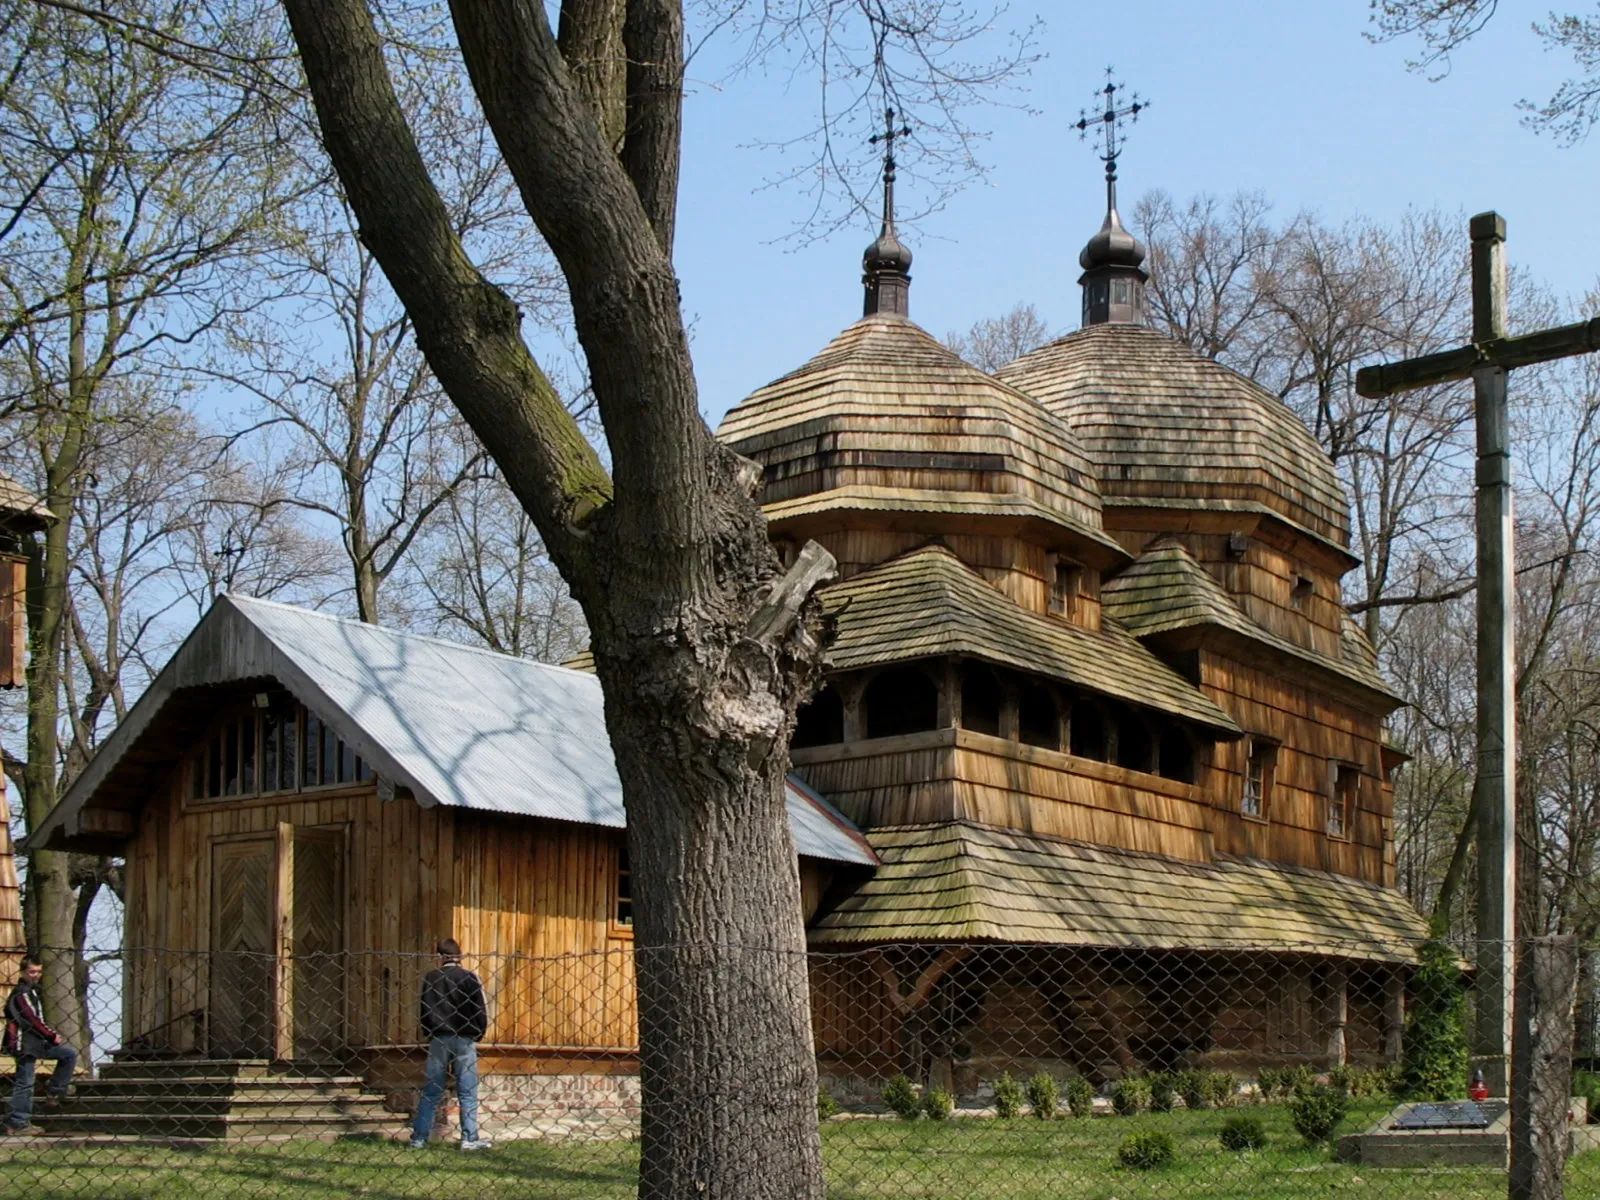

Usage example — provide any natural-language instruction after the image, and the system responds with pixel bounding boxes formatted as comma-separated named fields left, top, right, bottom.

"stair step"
left=79, top=1080, right=367, bottom=1099
left=37, top=1111, right=402, bottom=1140
left=57, top=1097, right=391, bottom=1118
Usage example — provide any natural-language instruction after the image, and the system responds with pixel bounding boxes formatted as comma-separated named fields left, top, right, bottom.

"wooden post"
left=1383, top=968, right=1406, bottom=1063
left=1471, top=212, right=1517, bottom=1098
left=1509, top=935, right=1578, bottom=1200
left=1324, top=962, right=1349, bottom=1068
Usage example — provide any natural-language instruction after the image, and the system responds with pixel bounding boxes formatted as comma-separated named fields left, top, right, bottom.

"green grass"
left=0, top=1101, right=1594, bottom=1198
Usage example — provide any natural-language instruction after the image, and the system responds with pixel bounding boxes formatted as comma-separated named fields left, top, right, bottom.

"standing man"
left=4, top=955, right=77, bottom=1136
left=408, top=937, right=491, bottom=1150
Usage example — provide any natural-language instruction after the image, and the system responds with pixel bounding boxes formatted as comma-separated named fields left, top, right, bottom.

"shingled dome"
left=997, top=324, right=1352, bottom=548
left=718, top=313, right=1123, bottom=560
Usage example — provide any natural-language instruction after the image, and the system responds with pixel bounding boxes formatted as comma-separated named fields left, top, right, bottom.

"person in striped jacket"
left=4, top=956, right=77, bottom=1135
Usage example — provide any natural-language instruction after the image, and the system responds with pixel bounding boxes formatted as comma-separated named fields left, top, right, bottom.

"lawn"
left=0, top=1102, right=1595, bottom=1199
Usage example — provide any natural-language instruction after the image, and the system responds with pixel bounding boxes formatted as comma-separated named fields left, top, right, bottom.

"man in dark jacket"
left=4, top=956, right=77, bottom=1135
left=407, top=938, right=490, bottom=1150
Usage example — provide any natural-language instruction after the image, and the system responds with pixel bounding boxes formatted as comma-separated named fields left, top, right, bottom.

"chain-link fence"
left=0, top=939, right=1596, bottom=1197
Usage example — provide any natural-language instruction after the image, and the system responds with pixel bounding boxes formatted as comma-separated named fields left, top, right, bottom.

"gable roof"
left=809, top=821, right=1428, bottom=963
left=821, top=544, right=1240, bottom=735
left=31, top=595, right=877, bottom=867
left=1101, top=538, right=1398, bottom=705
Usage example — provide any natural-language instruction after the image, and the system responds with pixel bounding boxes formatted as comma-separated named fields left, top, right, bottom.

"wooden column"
left=1323, top=962, right=1349, bottom=1068
left=1509, top=935, right=1578, bottom=1200
left=1382, top=968, right=1406, bottom=1064
left=1471, top=212, right=1517, bottom=1098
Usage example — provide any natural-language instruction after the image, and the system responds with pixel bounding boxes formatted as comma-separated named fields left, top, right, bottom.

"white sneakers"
left=459, top=1138, right=493, bottom=1151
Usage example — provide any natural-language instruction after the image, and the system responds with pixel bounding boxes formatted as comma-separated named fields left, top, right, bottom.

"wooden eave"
left=821, top=544, right=1241, bottom=736
left=762, top=486, right=1130, bottom=569
left=1099, top=496, right=1361, bottom=575
left=808, top=820, right=1429, bottom=962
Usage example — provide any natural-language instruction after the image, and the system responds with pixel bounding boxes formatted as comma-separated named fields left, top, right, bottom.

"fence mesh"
left=0, top=939, right=1596, bottom=1197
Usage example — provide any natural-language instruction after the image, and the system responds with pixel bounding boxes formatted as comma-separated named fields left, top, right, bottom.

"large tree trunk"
left=280, top=2, right=830, bottom=1196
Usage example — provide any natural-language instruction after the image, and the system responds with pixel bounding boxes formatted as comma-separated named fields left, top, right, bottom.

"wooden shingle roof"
left=0, top=471, right=50, bottom=531
left=808, top=821, right=1429, bottom=962
left=1101, top=539, right=1397, bottom=703
left=996, top=324, right=1351, bottom=547
left=717, top=314, right=1107, bottom=546
left=822, top=544, right=1240, bottom=735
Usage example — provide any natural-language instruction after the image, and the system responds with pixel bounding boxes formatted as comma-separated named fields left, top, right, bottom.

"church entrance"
left=208, top=825, right=347, bottom=1061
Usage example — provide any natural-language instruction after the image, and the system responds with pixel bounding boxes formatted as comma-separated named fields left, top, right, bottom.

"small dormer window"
left=1050, top=559, right=1082, bottom=616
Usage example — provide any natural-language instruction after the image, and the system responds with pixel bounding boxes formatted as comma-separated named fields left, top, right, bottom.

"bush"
left=881, top=1075, right=920, bottom=1120
left=1285, top=1065, right=1317, bottom=1098
left=1111, top=1076, right=1151, bottom=1115
left=992, top=1072, right=1025, bottom=1120
left=1256, top=1067, right=1285, bottom=1100
left=1219, top=1115, right=1268, bottom=1152
left=1289, top=1085, right=1350, bottom=1145
left=817, top=1086, right=840, bottom=1121
left=1066, top=1075, right=1095, bottom=1118
left=1117, top=1130, right=1176, bottom=1170
left=1177, top=1070, right=1206, bottom=1110
left=921, top=1087, right=954, bottom=1120
left=1398, top=937, right=1470, bottom=1101
left=1148, top=1071, right=1178, bottom=1113
left=1025, top=1072, right=1060, bottom=1120
left=1204, top=1071, right=1236, bottom=1109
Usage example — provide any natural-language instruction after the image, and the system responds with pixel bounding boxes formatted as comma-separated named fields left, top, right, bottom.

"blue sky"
left=664, top=1, right=1600, bottom=427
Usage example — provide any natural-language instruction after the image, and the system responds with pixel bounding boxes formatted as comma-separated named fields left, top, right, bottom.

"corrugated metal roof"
left=36, top=594, right=877, bottom=867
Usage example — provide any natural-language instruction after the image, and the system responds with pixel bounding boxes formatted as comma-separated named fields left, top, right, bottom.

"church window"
left=863, top=667, right=940, bottom=739
left=1068, top=699, right=1107, bottom=761
left=961, top=667, right=1004, bottom=737
left=1241, top=739, right=1277, bottom=820
left=1158, top=724, right=1196, bottom=784
left=1049, top=559, right=1082, bottom=617
left=1018, top=685, right=1059, bottom=750
left=1327, top=763, right=1358, bottom=839
left=613, top=845, right=633, bottom=935
left=793, top=685, right=845, bottom=748
left=1114, top=709, right=1154, bottom=773
left=1292, top=575, right=1315, bottom=608
left=190, top=698, right=372, bottom=803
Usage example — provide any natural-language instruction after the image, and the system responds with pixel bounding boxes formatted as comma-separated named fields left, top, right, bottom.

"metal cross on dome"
left=869, top=107, right=913, bottom=189
left=1073, top=68, right=1148, bottom=184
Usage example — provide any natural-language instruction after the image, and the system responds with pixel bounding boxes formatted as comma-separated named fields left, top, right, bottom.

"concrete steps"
left=41, top=1058, right=405, bottom=1142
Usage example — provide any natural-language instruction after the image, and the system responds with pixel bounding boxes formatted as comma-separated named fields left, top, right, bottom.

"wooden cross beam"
left=1354, top=212, right=1600, bottom=1100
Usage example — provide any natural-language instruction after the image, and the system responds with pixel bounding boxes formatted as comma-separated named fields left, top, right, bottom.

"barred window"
left=190, top=696, right=372, bottom=802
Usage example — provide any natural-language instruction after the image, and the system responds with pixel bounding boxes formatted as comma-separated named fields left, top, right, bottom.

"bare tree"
left=944, top=303, right=1051, bottom=372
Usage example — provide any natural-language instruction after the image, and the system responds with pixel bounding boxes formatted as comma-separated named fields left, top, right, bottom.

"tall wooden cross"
left=1356, top=213, right=1600, bottom=1096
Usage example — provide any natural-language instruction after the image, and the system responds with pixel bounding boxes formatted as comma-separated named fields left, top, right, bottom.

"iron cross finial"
left=1072, top=68, right=1148, bottom=186
left=869, top=106, right=913, bottom=229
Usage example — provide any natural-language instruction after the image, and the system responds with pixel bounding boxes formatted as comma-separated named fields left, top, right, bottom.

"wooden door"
left=209, top=839, right=275, bottom=1058
left=286, top=827, right=346, bottom=1062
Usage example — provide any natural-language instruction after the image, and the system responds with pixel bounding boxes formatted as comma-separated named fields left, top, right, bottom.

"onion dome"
left=862, top=109, right=914, bottom=318
left=997, top=324, right=1353, bottom=551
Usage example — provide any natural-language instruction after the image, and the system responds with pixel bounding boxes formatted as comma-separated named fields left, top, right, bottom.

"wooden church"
left=31, top=150, right=1429, bottom=1121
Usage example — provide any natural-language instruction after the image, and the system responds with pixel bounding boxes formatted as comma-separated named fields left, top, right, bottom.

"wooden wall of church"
left=1200, top=655, right=1394, bottom=886
left=0, top=776, right=22, bottom=985
left=118, top=771, right=637, bottom=1062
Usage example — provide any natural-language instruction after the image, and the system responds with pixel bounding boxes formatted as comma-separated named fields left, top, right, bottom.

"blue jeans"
left=411, top=1036, right=479, bottom=1142
left=7, top=1044, right=77, bottom=1128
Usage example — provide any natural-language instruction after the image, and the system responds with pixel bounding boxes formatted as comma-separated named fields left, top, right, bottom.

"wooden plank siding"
left=120, top=766, right=639, bottom=1064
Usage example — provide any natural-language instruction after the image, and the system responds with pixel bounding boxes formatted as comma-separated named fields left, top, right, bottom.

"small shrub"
left=1289, top=1085, right=1350, bottom=1145
left=1219, top=1115, right=1268, bottom=1152
left=1065, top=1075, right=1095, bottom=1118
left=1285, top=1065, right=1317, bottom=1098
left=992, top=1072, right=1025, bottom=1120
left=817, top=1086, right=840, bottom=1121
left=1204, top=1071, right=1236, bottom=1109
left=1177, top=1070, right=1206, bottom=1110
left=1025, top=1072, right=1060, bottom=1120
left=921, top=1087, right=954, bottom=1121
left=1256, top=1067, right=1285, bottom=1100
left=1328, top=1064, right=1353, bottom=1094
left=1117, top=1130, right=1176, bottom=1170
left=881, top=1075, right=920, bottom=1120
left=1575, top=1071, right=1600, bottom=1120
left=1398, top=938, right=1470, bottom=1101
left=1111, top=1076, right=1151, bottom=1115
left=1148, top=1072, right=1178, bottom=1113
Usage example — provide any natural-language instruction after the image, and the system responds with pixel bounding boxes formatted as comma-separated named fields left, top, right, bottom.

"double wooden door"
left=209, top=825, right=346, bottom=1061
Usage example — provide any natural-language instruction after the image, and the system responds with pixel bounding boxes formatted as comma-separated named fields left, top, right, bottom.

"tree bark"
left=280, top=2, right=829, bottom=1196
left=1510, top=935, right=1577, bottom=1200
